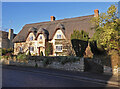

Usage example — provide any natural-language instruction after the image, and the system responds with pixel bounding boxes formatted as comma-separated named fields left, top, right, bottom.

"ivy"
left=45, top=42, right=53, bottom=56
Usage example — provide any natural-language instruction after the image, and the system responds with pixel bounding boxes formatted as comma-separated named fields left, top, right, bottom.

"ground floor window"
left=19, top=47, right=22, bottom=52
left=56, top=46, right=62, bottom=52
left=29, top=47, right=34, bottom=52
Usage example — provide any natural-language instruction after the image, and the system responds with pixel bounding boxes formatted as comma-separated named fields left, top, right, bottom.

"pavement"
left=2, top=65, right=120, bottom=87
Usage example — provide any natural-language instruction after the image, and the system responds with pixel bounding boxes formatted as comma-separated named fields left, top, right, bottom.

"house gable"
left=26, top=32, right=36, bottom=42
left=52, top=29, right=66, bottom=40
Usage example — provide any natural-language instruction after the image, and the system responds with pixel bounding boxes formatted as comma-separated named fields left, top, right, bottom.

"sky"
left=2, top=2, right=118, bottom=34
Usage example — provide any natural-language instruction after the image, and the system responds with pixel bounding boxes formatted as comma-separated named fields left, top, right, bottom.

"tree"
left=71, top=30, right=89, bottom=57
left=91, top=5, right=120, bottom=55
left=71, top=30, right=89, bottom=41
left=91, top=4, right=120, bottom=75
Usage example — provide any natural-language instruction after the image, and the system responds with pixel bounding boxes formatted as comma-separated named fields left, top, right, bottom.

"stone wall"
left=2, top=56, right=118, bottom=76
left=7, top=57, right=85, bottom=72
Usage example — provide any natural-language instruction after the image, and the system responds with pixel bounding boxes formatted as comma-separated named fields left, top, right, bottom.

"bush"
left=41, top=56, right=80, bottom=66
left=60, top=56, right=80, bottom=65
left=17, top=53, right=27, bottom=61
left=43, top=58, right=51, bottom=67
left=28, top=56, right=81, bottom=66
left=2, top=48, right=13, bottom=55
left=45, top=42, right=53, bottom=56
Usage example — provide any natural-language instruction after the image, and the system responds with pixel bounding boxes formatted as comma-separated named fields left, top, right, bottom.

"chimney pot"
left=94, top=9, right=99, bottom=17
left=51, top=16, right=55, bottom=21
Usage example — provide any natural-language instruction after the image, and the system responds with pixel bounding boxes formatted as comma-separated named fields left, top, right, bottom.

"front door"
left=38, top=47, right=40, bottom=56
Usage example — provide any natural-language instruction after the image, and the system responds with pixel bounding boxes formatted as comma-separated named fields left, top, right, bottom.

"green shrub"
left=2, top=48, right=13, bottom=55
left=42, top=58, right=53, bottom=66
left=17, top=53, right=27, bottom=61
left=4, top=56, right=9, bottom=60
left=45, top=42, right=53, bottom=56
left=43, top=58, right=49, bottom=66
left=2, top=48, right=7, bottom=55
left=60, top=56, right=80, bottom=65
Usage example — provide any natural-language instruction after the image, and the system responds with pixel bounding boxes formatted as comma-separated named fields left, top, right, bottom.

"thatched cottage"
left=13, top=9, right=99, bottom=56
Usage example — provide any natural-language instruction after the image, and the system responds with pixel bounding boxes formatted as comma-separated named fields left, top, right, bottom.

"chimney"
left=51, top=16, right=55, bottom=21
left=8, top=29, right=13, bottom=41
left=94, top=9, right=99, bottom=17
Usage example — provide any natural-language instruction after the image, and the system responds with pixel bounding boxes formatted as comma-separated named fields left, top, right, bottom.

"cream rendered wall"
left=26, top=33, right=35, bottom=42
left=37, top=34, right=46, bottom=56
left=14, top=33, right=46, bottom=56
left=14, top=32, right=37, bottom=55
left=50, top=29, right=66, bottom=56
left=14, top=42, right=26, bottom=55
left=25, top=32, right=37, bottom=55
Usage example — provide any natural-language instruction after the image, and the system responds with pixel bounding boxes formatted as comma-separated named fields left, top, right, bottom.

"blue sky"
left=2, top=2, right=117, bottom=34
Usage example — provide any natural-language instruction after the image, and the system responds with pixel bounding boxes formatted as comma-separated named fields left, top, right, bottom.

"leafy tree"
left=91, top=5, right=120, bottom=55
left=91, top=5, right=120, bottom=71
left=71, top=30, right=89, bottom=57
left=71, top=30, right=89, bottom=41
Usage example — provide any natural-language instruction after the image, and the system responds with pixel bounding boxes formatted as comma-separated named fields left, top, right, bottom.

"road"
left=2, top=66, right=119, bottom=88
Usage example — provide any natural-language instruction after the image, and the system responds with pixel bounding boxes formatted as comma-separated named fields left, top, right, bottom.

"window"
left=29, top=36, right=33, bottom=41
left=19, top=47, right=22, bottom=52
left=56, top=46, right=62, bottom=52
left=40, top=35, right=42, bottom=39
left=57, top=34, right=61, bottom=39
left=29, top=47, right=34, bottom=52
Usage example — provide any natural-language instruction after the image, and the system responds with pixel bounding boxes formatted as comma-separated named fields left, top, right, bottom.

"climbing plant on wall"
left=45, top=42, right=53, bottom=56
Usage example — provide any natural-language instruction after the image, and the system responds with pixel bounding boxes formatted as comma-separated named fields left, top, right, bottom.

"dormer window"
left=40, top=35, right=42, bottom=39
left=57, top=34, right=61, bottom=39
left=29, top=36, right=33, bottom=41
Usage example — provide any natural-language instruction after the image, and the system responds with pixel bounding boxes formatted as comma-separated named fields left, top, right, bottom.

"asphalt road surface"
left=2, top=66, right=119, bottom=88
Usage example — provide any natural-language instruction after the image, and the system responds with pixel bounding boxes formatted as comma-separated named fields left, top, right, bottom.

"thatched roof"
left=13, top=15, right=95, bottom=43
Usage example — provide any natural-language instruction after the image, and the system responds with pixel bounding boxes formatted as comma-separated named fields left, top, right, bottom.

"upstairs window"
left=57, top=34, right=61, bottom=39
left=40, top=35, right=42, bottom=39
left=29, top=36, right=33, bottom=41
left=56, top=46, right=62, bottom=52
left=29, top=47, right=34, bottom=52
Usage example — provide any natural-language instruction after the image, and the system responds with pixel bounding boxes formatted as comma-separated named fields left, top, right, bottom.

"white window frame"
left=29, top=36, right=33, bottom=41
left=57, top=34, right=61, bottom=39
left=29, top=47, right=34, bottom=52
left=56, top=45, right=62, bottom=52
left=40, top=35, right=42, bottom=39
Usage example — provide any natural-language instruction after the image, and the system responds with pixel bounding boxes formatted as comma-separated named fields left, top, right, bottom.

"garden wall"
left=1, top=56, right=116, bottom=75
left=8, top=56, right=85, bottom=72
